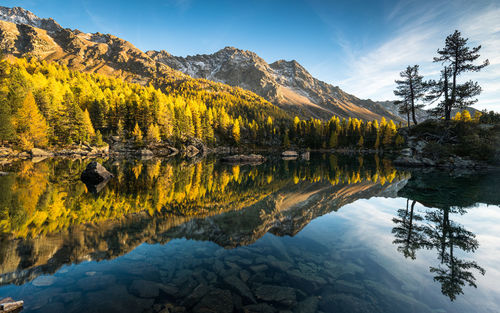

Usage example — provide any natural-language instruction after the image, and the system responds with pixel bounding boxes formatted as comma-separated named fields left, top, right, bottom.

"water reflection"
left=0, top=155, right=407, bottom=287
left=392, top=169, right=500, bottom=301
left=0, top=156, right=499, bottom=312
left=392, top=199, right=424, bottom=260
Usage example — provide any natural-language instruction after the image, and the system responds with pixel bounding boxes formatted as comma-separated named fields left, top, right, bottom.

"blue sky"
left=4, top=0, right=499, bottom=110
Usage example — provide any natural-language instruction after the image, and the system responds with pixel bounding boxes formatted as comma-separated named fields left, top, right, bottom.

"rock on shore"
left=281, top=151, right=298, bottom=157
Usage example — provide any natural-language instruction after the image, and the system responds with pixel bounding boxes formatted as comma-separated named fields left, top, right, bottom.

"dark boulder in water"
left=81, top=162, right=113, bottom=185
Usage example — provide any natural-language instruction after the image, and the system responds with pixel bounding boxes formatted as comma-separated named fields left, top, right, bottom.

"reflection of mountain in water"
left=0, top=156, right=408, bottom=286
left=392, top=169, right=500, bottom=301
left=166, top=178, right=407, bottom=248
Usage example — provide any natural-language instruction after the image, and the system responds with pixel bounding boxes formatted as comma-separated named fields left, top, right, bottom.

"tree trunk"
left=406, top=200, right=416, bottom=243
left=409, top=76, right=418, bottom=125
left=450, top=48, right=459, bottom=120
left=444, top=68, right=451, bottom=120
left=411, top=106, right=418, bottom=125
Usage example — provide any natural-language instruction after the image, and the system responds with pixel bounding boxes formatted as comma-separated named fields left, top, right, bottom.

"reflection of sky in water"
left=306, top=197, right=500, bottom=312
left=0, top=196, right=498, bottom=313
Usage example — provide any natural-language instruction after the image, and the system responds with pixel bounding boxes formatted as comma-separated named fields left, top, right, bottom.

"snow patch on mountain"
left=0, top=6, right=41, bottom=27
left=0, top=6, right=61, bottom=33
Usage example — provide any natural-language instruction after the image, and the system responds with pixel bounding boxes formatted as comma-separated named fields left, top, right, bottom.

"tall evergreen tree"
left=393, top=65, right=425, bottom=125
left=428, top=30, right=489, bottom=120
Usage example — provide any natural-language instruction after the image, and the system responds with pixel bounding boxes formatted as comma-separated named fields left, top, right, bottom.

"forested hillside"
left=0, top=56, right=403, bottom=151
left=0, top=56, right=291, bottom=149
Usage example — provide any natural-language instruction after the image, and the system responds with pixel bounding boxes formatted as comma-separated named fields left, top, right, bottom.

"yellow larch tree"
left=15, top=92, right=49, bottom=150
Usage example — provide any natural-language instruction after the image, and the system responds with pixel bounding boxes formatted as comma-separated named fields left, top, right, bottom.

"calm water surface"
left=0, top=155, right=498, bottom=313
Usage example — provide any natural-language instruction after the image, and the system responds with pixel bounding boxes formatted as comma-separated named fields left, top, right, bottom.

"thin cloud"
left=163, top=0, right=192, bottom=12
left=336, top=2, right=499, bottom=110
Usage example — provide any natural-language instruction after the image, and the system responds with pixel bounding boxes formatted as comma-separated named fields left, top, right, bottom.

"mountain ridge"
left=148, top=46, right=403, bottom=121
left=0, top=5, right=401, bottom=122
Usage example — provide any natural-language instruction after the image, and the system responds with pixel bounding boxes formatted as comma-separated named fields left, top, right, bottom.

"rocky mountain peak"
left=270, top=59, right=311, bottom=81
left=214, top=46, right=263, bottom=62
left=271, top=59, right=301, bottom=68
left=0, top=6, right=61, bottom=32
left=148, top=47, right=402, bottom=121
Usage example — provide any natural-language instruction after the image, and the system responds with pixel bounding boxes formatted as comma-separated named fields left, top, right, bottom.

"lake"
left=0, top=155, right=498, bottom=313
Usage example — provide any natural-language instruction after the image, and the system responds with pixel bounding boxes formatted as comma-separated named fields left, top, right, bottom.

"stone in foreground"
left=0, top=297, right=24, bottom=312
left=81, top=162, right=114, bottom=185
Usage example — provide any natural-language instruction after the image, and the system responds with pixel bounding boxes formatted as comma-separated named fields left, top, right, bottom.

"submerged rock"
left=32, top=275, right=56, bottom=287
left=80, top=161, right=113, bottom=185
left=192, top=288, right=233, bottom=313
left=296, top=296, right=319, bottom=313
left=183, top=284, right=210, bottom=308
left=221, top=154, right=265, bottom=164
left=223, top=275, right=257, bottom=303
left=254, top=284, right=297, bottom=306
left=129, top=279, right=160, bottom=298
left=243, top=303, right=276, bottom=313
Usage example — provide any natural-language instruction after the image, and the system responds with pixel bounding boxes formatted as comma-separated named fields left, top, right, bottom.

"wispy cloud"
left=82, top=0, right=117, bottom=35
left=335, top=1, right=499, bottom=110
left=163, top=0, right=192, bottom=12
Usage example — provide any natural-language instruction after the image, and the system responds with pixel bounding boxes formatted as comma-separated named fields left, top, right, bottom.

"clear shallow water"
left=0, top=156, right=498, bottom=313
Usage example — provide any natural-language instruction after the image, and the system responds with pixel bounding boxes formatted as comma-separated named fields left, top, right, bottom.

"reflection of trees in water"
left=392, top=199, right=425, bottom=259
left=0, top=155, right=408, bottom=239
left=425, top=206, right=485, bottom=301
left=392, top=201, right=485, bottom=301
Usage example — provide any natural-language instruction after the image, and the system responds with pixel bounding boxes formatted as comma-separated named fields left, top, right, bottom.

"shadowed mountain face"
left=0, top=156, right=408, bottom=286
left=0, top=6, right=400, bottom=121
left=148, top=48, right=402, bottom=121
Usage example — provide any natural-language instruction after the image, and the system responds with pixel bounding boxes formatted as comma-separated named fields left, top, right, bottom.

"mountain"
left=148, top=47, right=402, bottom=121
left=0, top=6, right=186, bottom=84
left=0, top=6, right=400, bottom=122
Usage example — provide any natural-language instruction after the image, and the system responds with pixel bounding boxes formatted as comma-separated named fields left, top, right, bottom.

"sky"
left=3, top=0, right=499, bottom=110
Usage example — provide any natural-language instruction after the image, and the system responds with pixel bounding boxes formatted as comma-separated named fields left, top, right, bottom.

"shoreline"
left=1, top=145, right=498, bottom=171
